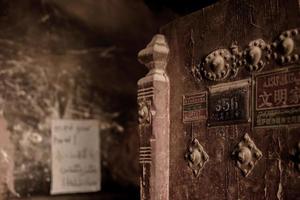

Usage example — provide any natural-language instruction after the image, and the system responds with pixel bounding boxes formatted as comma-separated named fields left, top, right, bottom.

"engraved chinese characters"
left=255, top=67, right=300, bottom=126
left=208, top=79, right=251, bottom=126
left=182, top=92, right=207, bottom=123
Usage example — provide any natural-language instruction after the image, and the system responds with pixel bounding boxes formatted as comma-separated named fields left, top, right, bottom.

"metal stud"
left=232, top=133, right=262, bottom=177
left=201, top=49, right=232, bottom=81
left=280, top=56, right=285, bottom=64
left=291, top=29, right=298, bottom=36
left=196, top=28, right=299, bottom=82
left=185, top=138, right=209, bottom=177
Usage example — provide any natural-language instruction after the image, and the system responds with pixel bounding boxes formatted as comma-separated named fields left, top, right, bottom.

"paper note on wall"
left=51, top=120, right=100, bottom=195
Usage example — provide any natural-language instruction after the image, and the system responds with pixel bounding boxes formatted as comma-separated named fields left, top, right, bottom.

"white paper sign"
left=51, top=120, right=100, bottom=194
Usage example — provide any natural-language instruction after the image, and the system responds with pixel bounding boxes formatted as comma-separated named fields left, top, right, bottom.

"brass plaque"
left=254, top=67, right=300, bottom=127
left=208, top=79, right=250, bottom=126
left=182, top=92, right=207, bottom=123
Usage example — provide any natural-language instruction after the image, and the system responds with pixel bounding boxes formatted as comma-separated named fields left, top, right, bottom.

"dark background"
left=0, top=0, right=216, bottom=199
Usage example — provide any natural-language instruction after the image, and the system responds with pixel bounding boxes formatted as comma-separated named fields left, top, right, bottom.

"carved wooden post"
left=137, top=34, right=170, bottom=200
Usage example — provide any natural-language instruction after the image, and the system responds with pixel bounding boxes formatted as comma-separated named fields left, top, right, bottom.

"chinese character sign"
left=182, top=92, right=207, bottom=123
left=208, top=83, right=250, bottom=126
left=51, top=120, right=100, bottom=194
left=256, top=69, right=300, bottom=110
left=255, top=68, right=300, bottom=126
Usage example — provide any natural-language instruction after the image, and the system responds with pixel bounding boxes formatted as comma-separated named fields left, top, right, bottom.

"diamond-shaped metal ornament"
left=185, top=138, right=209, bottom=177
left=232, top=133, right=262, bottom=177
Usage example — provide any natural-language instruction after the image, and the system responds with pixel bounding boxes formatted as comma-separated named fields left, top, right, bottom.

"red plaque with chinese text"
left=182, top=92, right=207, bottom=123
left=254, top=67, right=300, bottom=126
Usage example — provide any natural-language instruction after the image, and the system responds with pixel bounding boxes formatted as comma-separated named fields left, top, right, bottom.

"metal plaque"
left=208, top=79, right=251, bottom=126
left=182, top=92, right=207, bottom=123
left=254, top=67, right=300, bottom=127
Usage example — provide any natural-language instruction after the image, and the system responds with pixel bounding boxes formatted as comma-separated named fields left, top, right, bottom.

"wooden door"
left=137, top=0, right=300, bottom=199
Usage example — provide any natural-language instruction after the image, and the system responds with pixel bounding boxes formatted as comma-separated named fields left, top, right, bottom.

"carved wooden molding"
left=191, top=28, right=300, bottom=82
left=137, top=34, right=170, bottom=200
left=138, top=100, right=151, bottom=125
left=138, top=34, right=169, bottom=75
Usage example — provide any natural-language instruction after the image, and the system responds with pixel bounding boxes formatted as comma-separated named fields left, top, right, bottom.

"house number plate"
left=208, top=79, right=251, bottom=126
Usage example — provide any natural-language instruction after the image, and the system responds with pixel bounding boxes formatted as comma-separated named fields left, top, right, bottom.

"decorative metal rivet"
left=244, top=134, right=250, bottom=140
left=200, top=49, right=232, bottom=81
left=280, top=56, right=285, bottom=64
left=212, top=74, right=216, bottom=80
left=185, top=138, right=209, bottom=177
left=245, top=39, right=266, bottom=72
left=281, top=37, right=294, bottom=55
left=232, top=133, right=262, bottom=177
left=194, top=28, right=299, bottom=82
left=211, top=56, right=225, bottom=72
left=291, top=29, right=298, bottom=36
left=249, top=161, right=254, bottom=167
left=230, top=42, right=239, bottom=54
left=284, top=31, right=290, bottom=37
